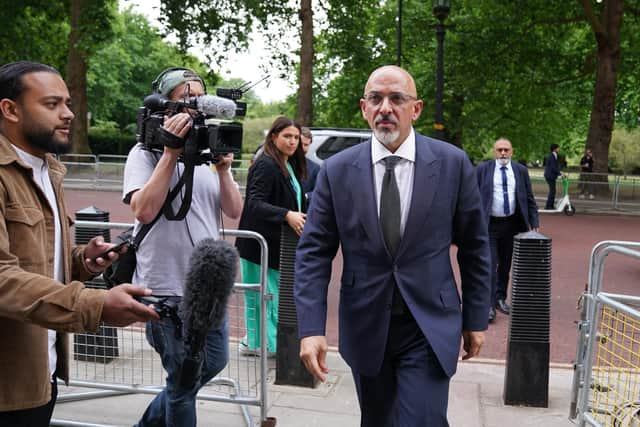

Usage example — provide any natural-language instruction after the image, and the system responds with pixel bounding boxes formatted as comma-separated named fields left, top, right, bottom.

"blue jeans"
left=135, top=316, right=228, bottom=427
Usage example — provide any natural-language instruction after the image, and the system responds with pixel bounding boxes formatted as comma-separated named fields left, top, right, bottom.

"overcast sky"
left=121, top=0, right=296, bottom=103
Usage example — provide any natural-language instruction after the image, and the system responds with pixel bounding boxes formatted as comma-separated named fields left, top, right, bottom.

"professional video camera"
left=135, top=86, right=248, bottom=165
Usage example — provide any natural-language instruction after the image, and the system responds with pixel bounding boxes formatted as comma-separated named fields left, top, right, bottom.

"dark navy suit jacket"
left=544, top=152, right=561, bottom=181
left=476, top=160, right=539, bottom=231
left=294, top=132, right=491, bottom=378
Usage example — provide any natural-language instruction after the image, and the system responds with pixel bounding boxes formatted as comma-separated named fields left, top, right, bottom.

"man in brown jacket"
left=0, top=61, right=160, bottom=426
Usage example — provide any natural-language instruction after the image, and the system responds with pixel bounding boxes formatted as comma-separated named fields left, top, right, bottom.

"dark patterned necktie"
left=380, top=156, right=402, bottom=256
left=501, top=166, right=510, bottom=215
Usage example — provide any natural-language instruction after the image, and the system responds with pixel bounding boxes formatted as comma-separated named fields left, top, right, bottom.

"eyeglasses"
left=363, top=92, right=417, bottom=107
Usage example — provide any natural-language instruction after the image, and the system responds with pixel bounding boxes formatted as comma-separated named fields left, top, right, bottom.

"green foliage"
left=313, top=0, right=640, bottom=164
left=241, top=116, right=278, bottom=155
left=87, top=7, right=218, bottom=131
left=609, top=128, right=640, bottom=175
left=87, top=126, right=136, bottom=156
left=0, top=2, right=68, bottom=71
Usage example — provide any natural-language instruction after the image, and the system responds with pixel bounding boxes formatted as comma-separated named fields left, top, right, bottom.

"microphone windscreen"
left=180, top=238, right=238, bottom=340
left=196, top=95, right=236, bottom=119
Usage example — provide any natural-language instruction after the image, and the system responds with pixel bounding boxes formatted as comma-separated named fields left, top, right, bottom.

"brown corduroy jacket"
left=0, top=134, right=106, bottom=411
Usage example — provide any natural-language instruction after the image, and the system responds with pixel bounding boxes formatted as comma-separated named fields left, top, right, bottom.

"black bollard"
left=74, top=206, right=111, bottom=244
left=73, top=207, right=119, bottom=363
left=275, top=224, right=317, bottom=387
left=503, top=231, right=551, bottom=407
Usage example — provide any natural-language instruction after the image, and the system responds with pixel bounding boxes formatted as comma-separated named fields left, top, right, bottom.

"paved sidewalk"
left=52, top=351, right=575, bottom=426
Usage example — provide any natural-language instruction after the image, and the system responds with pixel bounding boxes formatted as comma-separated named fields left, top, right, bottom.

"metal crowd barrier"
left=569, top=240, right=640, bottom=426
left=52, top=223, right=271, bottom=427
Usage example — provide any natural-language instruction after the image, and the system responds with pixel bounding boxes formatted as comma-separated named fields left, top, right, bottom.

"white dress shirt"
left=13, top=145, right=63, bottom=381
left=491, top=159, right=516, bottom=217
left=371, top=129, right=416, bottom=236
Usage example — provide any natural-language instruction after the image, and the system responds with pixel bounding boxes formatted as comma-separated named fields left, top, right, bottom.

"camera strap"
left=162, top=140, right=199, bottom=221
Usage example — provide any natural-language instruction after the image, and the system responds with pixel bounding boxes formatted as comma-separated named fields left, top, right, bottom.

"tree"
left=87, top=8, right=214, bottom=132
left=578, top=0, right=623, bottom=178
left=0, top=2, right=68, bottom=70
left=296, top=0, right=314, bottom=126
left=313, top=1, right=640, bottom=166
left=66, top=0, right=116, bottom=154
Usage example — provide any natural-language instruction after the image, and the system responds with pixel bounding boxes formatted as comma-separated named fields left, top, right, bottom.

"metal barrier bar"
left=52, top=227, right=270, bottom=427
left=570, top=241, right=640, bottom=427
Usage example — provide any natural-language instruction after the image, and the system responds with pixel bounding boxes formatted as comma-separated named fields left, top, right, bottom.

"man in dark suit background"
left=300, top=126, right=320, bottom=200
left=294, top=65, right=491, bottom=426
left=544, top=143, right=561, bottom=209
left=476, top=138, right=539, bottom=322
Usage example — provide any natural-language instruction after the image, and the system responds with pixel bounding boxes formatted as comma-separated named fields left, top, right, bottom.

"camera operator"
left=122, top=67, right=243, bottom=427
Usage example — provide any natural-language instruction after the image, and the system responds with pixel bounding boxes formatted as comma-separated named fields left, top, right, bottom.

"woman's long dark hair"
left=262, top=116, right=307, bottom=180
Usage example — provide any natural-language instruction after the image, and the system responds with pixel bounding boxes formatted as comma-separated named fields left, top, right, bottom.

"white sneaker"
left=578, top=194, right=585, bottom=199
left=238, top=341, right=260, bottom=357
left=589, top=194, right=595, bottom=200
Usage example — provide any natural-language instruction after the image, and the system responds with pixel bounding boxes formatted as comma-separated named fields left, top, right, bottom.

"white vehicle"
left=307, top=128, right=371, bottom=166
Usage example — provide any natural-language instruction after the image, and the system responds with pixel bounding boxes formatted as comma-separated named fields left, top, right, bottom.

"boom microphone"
left=143, top=93, right=236, bottom=119
left=178, top=238, right=238, bottom=389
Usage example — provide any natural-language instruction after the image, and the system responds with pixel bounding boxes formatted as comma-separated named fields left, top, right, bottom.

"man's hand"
left=163, top=112, right=192, bottom=140
left=84, top=236, right=126, bottom=273
left=101, top=285, right=160, bottom=326
left=462, top=330, right=485, bottom=360
left=300, top=336, right=329, bottom=382
left=214, top=152, right=234, bottom=173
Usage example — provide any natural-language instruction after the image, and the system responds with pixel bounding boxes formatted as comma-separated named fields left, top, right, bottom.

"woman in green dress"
left=235, top=116, right=307, bottom=355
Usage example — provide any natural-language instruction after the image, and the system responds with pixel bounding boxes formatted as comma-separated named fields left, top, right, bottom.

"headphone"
left=151, top=67, right=207, bottom=95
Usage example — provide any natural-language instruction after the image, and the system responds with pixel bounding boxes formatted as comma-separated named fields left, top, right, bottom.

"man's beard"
left=373, top=115, right=400, bottom=147
left=24, top=127, right=72, bottom=155
left=498, top=157, right=510, bottom=166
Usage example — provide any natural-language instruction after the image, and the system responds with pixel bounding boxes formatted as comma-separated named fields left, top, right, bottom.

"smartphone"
left=94, top=240, right=130, bottom=261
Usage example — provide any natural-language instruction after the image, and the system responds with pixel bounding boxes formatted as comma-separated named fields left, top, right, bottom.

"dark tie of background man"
left=501, top=166, right=510, bottom=216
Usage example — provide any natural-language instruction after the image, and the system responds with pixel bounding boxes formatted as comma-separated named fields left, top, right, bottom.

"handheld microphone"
left=178, top=238, right=238, bottom=389
left=143, top=93, right=236, bottom=119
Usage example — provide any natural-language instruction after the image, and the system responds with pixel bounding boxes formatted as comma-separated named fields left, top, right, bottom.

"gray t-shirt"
left=122, top=143, right=229, bottom=296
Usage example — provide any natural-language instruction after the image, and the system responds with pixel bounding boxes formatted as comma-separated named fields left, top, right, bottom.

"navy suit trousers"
left=545, top=177, right=557, bottom=209
left=488, top=216, right=519, bottom=304
left=352, top=312, right=450, bottom=427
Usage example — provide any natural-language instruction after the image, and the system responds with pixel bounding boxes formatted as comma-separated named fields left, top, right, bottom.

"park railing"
left=528, top=170, right=640, bottom=213
left=569, top=240, right=640, bottom=427
left=51, top=222, right=272, bottom=427
left=60, top=154, right=251, bottom=193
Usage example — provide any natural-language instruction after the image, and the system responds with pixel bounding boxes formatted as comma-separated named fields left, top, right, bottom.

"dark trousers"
left=489, top=216, right=519, bottom=305
left=545, top=178, right=556, bottom=209
left=352, top=312, right=450, bottom=427
left=0, top=377, right=57, bottom=427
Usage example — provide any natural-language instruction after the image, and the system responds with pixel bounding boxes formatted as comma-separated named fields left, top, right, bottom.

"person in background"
left=236, top=116, right=307, bottom=357
left=123, top=66, right=243, bottom=427
left=544, top=143, right=561, bottom=209
left=299, top=126, right=320, bottom=201
left=476, top=138, right=539, bottom=322
left=294, top=65, right=490, bottom=426
left=579, top=148, right=594, bottom=200
left=0, top=61, right=159, bottom=427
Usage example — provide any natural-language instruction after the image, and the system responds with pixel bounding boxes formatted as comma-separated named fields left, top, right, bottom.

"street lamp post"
left=432, top=0, right=450, bottom=141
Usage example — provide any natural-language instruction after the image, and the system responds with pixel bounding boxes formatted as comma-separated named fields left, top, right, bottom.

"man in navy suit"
left=476, top=138, right=539, bottom=322
left=294, top=65, right=491, bottom=426
left=544, top=143, right=561, bottom=209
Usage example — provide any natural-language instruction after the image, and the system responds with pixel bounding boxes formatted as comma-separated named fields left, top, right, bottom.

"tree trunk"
left=296, top=0, right=313, bottom=126
left=583, top=0, right=623, bottom=194
left=66, top=0, right=91, bottom=154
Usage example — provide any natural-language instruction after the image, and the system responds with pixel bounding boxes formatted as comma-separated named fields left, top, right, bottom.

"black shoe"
left=488, top=307, right=496, bottom=322
left=496, top=299, right=511, bottom=315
